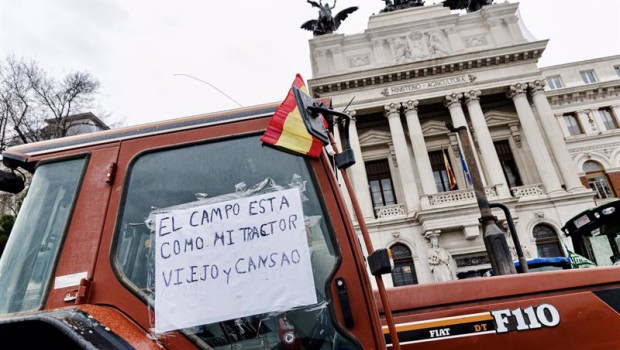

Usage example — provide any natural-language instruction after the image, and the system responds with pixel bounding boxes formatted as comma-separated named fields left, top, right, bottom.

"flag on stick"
left=261, top=74, right=324, bottom=157
left=458, top=145, right=472, bottom=186
left=442, top=148, right=457, bottom=190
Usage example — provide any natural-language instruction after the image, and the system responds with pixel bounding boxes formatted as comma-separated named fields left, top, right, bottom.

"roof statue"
left=301, top=0, right=358, bottom=36
left=442, top=0, right=494, bottom=12
left=380, top=0, right=425, bottom=13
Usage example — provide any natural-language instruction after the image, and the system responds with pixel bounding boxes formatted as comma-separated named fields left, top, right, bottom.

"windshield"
left=0, top=158, right=86, bottom=314
left=112, top=134, right=356, bottom=349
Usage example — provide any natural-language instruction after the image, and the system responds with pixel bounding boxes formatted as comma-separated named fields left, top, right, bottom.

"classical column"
left=346, top=111, right=376, bottom=220
left=385, top=103, right=420, bottom=212
left=464, top=90, right=511, bottom=197
left=529, top=80, right=585, bottom=192
left=404, top=100, right=437, bottom=195
left=507, top=83, right=562, bottom=194
left=445, top=93, right=486, bottom=187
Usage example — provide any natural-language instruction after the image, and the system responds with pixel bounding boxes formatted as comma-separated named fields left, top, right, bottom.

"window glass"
left=533, top=224, right=563, bottom=258
left=563, top=114, right=582, bottom=136
left=113, top=135, right=355, bottom=349
left=0, top=158, right=86, bottom=314
left=494, top=141, right=522, bottom=188
left=546, top=76, right=563, bottom=89
left=390, top=243, right=417, bottom=286
left=583, top=161, right=615, bottom=199
left=598, top=108, right=617, bottom=130
left=580, top=70, right=597, bottom=84
left=615, top=66, right=620, bottom=78
left=429, top=150, right=456, bottom=192
left=365, top=159, right=396, bottom=209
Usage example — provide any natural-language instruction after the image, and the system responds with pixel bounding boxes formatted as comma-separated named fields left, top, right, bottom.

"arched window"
left=583, top=161, right=615, bottom=199
left=390, top=243, right=418, bottom=286
left=533, top=224, right=564, bottom=257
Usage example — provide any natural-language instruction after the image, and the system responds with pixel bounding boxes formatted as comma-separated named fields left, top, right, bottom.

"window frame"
left=563, top=113, right=583, bottom=136
left=389, top=243, right=418, bottom=287
left=365, top=159, right=397, bottom=209
left=580, top=70, right=597, bottom=84
left=0, top=154, right=89, bottom=315
left=583, top=161, right=616, bottom=200
left=532, top=224, right=564, bottom=258
left=598, top=108, right=618, bottom=130
left=546, top=76, right=563, bottom=89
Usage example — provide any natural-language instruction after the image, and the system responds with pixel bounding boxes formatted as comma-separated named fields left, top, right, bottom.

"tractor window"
left=113, top=134, right=356, bottom=349
left=0, top=158, right=86, bottom=314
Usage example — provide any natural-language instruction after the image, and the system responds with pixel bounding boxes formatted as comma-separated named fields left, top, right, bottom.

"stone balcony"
left=510, top=183, right=546, bottom=200
left=421, top=185, right=500, bottom=209
left=375, top=203, right=406, bottom=219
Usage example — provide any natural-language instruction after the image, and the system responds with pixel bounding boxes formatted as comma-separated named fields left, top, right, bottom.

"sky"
left=1, top=0, right=619, bottom=127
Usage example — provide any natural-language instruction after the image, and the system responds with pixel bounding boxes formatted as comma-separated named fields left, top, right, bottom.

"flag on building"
left=442, top=148, right=457, bottom=190
left=458, top=146, right=473, bottom=185
left=260, top=74, right=324, bottom=157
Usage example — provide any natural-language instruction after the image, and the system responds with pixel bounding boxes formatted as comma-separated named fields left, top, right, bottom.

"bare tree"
left=0, top=55, right=104, bottom=150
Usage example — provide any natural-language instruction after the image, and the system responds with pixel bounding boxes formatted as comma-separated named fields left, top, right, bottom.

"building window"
left=563, top=113, right=583, bottom=136
left=366, top=159, right=396, bottom=209
left=390, top=243, right=418, bottom=286
left=494, top=140, right=523, bottom=188
left=429, top=150, right=456, bottom=192
left=598, top=108, right=618, bottom=130
left=615, top=65, right=620, bottom=77
left=580, top=70, right=597, bottom=84
left=583, top=161, right=615, bottom=199
left=546, top=76, right=563, bottom=89
left=533, top=224, right=564, bottom=258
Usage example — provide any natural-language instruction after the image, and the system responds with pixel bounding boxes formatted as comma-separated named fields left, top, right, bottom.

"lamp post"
left=446, top=122, right=517, bottom=276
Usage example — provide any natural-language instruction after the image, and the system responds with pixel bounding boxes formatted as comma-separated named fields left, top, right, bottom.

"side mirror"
left=0, top=170, right=25, bottom=194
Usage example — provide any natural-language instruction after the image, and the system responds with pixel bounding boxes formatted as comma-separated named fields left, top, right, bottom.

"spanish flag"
left=443, top=148, right=457, bottom=190
left=261, top=74, right=324, bottom=157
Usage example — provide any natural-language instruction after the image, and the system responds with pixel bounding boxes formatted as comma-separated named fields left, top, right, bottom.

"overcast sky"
left=1, top=0, right=619, bottom=127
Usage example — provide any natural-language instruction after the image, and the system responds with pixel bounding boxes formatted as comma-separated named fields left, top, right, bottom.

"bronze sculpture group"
left=300, top=0, right=494, bottom=36
left=301, top=0, right=359, bottom=36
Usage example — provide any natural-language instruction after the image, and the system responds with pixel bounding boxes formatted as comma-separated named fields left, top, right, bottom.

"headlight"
left=602, top=207, right=616, bottom=215
left=594, top=212, right=601, bottom=219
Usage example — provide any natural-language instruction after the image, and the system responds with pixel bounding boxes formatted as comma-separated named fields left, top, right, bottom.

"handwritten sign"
left=153, top=188, right=317, bottom=333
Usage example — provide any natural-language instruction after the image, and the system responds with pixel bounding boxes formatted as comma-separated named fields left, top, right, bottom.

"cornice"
left=546, top=80, right=620, bottom=107
left=308, top=40, right=548, bottom=97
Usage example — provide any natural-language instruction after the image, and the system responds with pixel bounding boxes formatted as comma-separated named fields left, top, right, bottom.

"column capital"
left=464, top=90, right=482, bottom=104
left=444, top=93, right=463, bottom=109
left=403, top=100, right=419, bottom=113
left=528, top=80, right=546, bottom=94
left=384, top=102, right=402, bottom=118
left=506, top=83, right=527, bottom=100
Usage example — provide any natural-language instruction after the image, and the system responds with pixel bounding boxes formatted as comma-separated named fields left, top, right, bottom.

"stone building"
left=306, top=2, right=616, bottom=286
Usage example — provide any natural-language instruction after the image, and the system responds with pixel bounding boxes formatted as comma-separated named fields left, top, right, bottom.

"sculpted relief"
left=389, top=30, right=451, bottom=64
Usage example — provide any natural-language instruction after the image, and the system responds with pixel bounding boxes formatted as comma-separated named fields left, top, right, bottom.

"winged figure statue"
left=301, top=0, right=358, bottom=36
left=442, top=0, right=493, bottom=12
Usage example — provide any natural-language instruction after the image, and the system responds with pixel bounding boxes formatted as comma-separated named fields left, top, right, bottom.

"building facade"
left=306, top=2, right=616, bottom=286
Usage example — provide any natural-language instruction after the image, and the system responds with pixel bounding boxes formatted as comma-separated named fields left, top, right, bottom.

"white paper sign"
left=154, top=188, right=317, bottom=333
